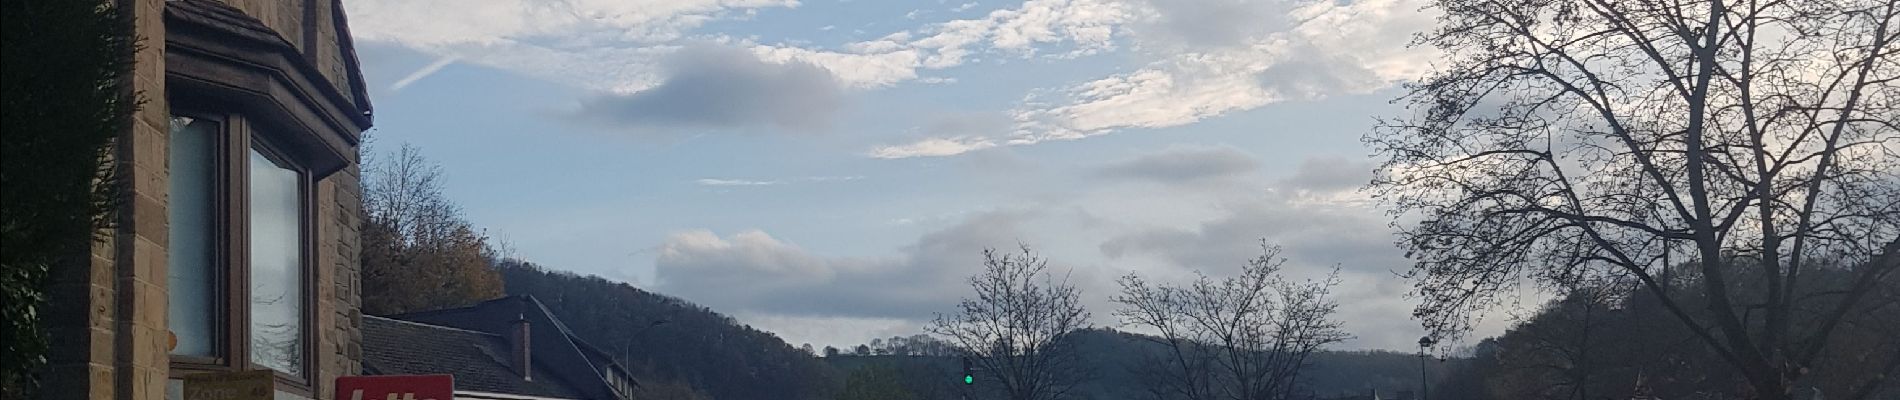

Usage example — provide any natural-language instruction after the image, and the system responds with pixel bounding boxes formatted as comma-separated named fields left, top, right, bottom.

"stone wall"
left=42, top=0, right=173, bottom=399
left=220, top=0, right=362, bottom=110
left=317, top=163, right=365, bottom=400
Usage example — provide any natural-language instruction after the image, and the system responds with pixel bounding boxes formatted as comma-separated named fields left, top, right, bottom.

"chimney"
left=514, top=313, right=532, bottom=381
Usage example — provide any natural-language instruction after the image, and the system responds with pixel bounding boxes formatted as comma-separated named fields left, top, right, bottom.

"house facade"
left=40, top=1, right=373, bottom=400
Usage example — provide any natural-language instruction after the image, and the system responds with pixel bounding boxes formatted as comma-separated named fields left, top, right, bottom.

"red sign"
left=336, top=375, right=455, bottom=400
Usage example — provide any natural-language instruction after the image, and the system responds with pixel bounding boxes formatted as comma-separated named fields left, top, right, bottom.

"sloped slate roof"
left=165, top=0, right=287, bottom=45
left=361, top=316, right=585, bottom=399
left=385, top=296, right=633, bottom=400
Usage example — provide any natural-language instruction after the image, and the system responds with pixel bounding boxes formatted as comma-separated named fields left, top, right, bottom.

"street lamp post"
left=620, top=319, right=670, bottom=366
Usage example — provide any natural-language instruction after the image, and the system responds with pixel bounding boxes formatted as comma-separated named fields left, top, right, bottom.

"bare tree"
left=359, top=143, right=503, bottom=315
left=363, top=143, right=462, bottom=244
left=1113, top=244, right=1349, bottom=400
left=1369, top=0, right=1900, bottom=398
left=929, top=246, right=1092, bottom=400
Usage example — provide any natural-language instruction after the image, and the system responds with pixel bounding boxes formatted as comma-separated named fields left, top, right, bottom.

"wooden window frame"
left=165, top=111, right=231, bottom=369
left=166, top=106, right=319, bottom=395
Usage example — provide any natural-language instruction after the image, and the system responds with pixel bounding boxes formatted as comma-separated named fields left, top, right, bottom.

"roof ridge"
left=367, top=314, right=504, bottom=338
left=387, top=295, right=528, bottom=319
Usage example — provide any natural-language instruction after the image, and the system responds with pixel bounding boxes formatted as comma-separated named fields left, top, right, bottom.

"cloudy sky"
left=343, top=0, right=1521, bottom=351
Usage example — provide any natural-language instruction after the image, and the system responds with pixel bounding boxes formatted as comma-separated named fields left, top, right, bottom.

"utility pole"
left=1418, top=336, right=1434, bottom=400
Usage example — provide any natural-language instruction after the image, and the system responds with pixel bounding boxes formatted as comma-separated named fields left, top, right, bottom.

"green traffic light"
left=961, top=356, right=974, bottom=385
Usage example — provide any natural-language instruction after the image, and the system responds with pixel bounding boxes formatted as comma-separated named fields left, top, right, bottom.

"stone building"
left=40, top=0, right=373, bottom=399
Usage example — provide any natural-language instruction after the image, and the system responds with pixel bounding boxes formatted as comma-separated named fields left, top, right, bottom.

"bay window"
left=158, top=0, right=372, bottom=396
left=154, top=1, right=374, bottom=398
left=166, top=111, right=313, bottom=384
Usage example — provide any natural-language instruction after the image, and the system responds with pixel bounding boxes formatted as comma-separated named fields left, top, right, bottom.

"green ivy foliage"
left=1, top=0, right=137, bottom=397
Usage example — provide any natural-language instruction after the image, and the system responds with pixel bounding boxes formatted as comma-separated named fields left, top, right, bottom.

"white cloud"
left=1280, top=156, right=1375, bottom=194
left=697, top=178, right=779, bottom=186
left=1094, top=144, right=1260, bottom=183
left=348, top=0, right=939, bottom=93
left=347, top=0, right=798, bottom=47
left=575, top=45, right=845, bottom=132
left=1098, top=189, right=1397, bottom=276
left=901, top=0, right=1132, bottom=68
left=1288, top=0, right=1440, bottom=81
left=802, top=175, right=866, bottom=182
left=349, top=0, right=1143, bottom=94
left=375, top=40, right=677, bottom=93
left=748, top=45, right=923, bottom=88
left=344, top=0, right=794, bottom=92
left=653, top=211, right=1039, bottom=319
left=869, top=0, right=1440, bottom=158
left=389, top=56, right=457, bottom=91
left=868, top=136, right=998, bottom=159
left=1015, top=49, right=1286, bottom=138
left=652, top=149, right=1500, bottom=350
left=984, top=0, right=1127, bottom=52
left=695, top=176, right=865, bottom=186
left=1079, top=151, right=1454, bottom=349
left=352, top=0, right=1439, bottom=158
left=1123, top=0, right=1297, bottom=50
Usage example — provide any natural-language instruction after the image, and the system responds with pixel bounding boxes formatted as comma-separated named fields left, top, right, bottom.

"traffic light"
left=961, top=356, right=974, bottom=385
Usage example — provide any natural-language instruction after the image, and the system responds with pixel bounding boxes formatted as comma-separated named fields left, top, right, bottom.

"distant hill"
left=495, top=259, right=836, bottom=400
left=828, top=329, right=1435, bottom=400
left=494, top=259, right=1436, bottom=400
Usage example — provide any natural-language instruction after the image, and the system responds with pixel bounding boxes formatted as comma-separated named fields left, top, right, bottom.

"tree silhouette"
left=1441, top=260, right=1896, bottom=399
left=1113, top=244, right=1349, bottom=400
left=1369, top=0, right=1900, bottom=397
left=929, top=245, right=1092, bottom=400
left=360, top=144, right=503, bottom=315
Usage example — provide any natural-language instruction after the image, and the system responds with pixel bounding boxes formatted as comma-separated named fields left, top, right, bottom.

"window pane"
left=167, top=116, right=217, bottom=357
left=248, top=148, right=303, bottom=375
